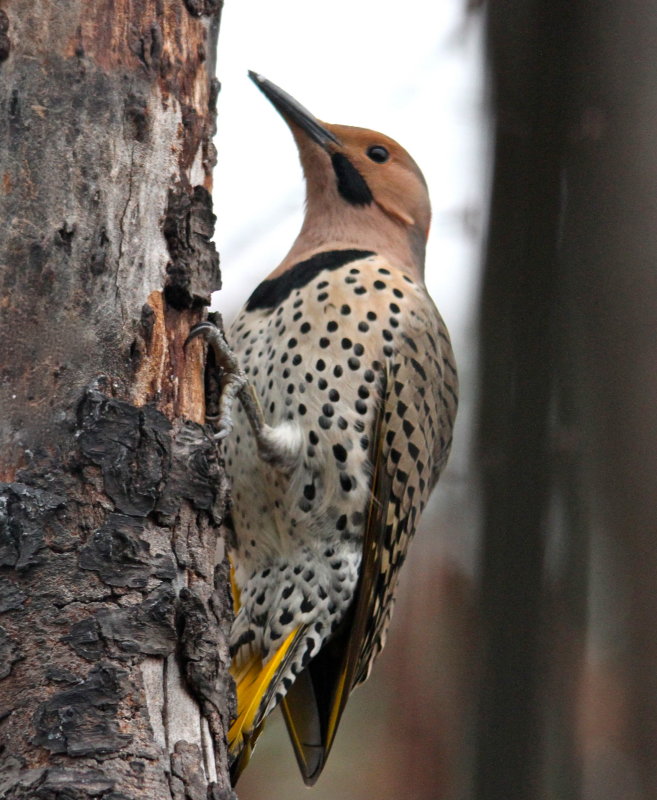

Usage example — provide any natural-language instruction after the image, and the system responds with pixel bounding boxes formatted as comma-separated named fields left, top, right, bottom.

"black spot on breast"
left=333, top=443, right=347, bottom=462
left=331, top=152, right=373, bottom=205
left=245, top=249, right=375, bottom=311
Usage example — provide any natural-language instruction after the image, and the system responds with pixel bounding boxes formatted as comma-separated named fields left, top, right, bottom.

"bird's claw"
left=184, top=321, right=216, bottom=346
left=186, top=321, right=247, bottom=440
left=188, top=321, right=288, bottom=464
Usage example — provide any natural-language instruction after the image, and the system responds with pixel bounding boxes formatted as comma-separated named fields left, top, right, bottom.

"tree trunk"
left=479, top=2, right=657, bottom=799
left=475, top=1, right=572, bottom=798
left=560, top=3, right=657, bottom=796
left=0, top=2, right=234, bottom=798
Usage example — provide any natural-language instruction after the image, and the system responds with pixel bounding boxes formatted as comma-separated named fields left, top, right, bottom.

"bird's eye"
left=367, top=145, right=389, bottom=163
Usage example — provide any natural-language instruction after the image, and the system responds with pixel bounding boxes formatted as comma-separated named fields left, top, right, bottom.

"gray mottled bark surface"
left=0, top=2, right=234, bottom=798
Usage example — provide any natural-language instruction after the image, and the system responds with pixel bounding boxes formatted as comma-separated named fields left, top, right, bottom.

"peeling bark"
left=0, top=2, right=234, bottom=798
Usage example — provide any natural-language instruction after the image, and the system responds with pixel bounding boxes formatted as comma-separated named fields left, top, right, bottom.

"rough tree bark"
left=0, top=2, right=234, bottom=798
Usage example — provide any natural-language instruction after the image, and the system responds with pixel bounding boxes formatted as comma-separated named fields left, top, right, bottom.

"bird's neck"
left=271, top=200, right=427, bottom=282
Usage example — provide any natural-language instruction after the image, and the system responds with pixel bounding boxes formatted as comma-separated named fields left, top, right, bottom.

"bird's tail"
left=227, top=563, right=302, bottom=784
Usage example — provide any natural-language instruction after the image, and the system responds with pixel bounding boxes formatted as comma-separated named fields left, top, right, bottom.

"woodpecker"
left=188, top=72, right=458, bottom=785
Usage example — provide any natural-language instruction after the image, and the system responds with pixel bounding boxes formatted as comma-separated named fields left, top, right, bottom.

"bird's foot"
left=186, top=321, right=248, bottom=441
left=186, top=322, right=302, bottom=470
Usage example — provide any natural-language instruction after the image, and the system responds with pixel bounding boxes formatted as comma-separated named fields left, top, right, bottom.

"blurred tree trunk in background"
left=0, top=2, right=234, bottom=797
left=561, top=3, right=657, bottom=798
left=476, top=1, right=570, bottom=797
left=478, top=2, right=657, bottom=799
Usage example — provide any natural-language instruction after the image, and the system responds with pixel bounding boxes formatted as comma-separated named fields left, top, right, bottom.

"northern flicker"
left=188, top=72, right=458, bottom=785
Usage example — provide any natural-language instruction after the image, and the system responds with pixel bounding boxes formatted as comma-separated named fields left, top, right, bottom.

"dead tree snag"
left=0, top=2, right=233, bottom=798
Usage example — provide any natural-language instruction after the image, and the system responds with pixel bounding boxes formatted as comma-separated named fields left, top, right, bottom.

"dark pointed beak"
left=248, top=71, right=341, bottom=150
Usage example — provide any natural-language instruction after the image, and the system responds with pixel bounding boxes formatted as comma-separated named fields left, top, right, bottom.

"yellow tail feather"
left=228, top=628, right=299, bottom=755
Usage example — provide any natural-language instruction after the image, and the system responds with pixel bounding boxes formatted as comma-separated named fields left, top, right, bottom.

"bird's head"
left=249, top=72, right=431, bottom=277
